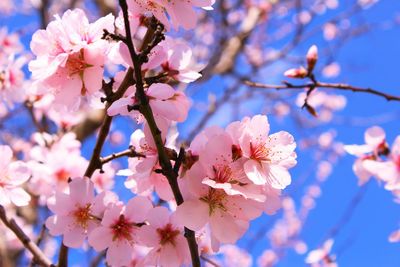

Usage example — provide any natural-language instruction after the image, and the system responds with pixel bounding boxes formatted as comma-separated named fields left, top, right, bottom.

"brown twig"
left=57, top=244, right=68, bottom=267
left=200, top=255, right=221, bottom=267
left=100, top=147, right=146, bottom=165
left=245, top=80, right=400, bottom=102
left=84, top=68, right=135, bottom=178
left=0, top=205, right=54, bottom=267
left=90, top=251, right=106, bottom=267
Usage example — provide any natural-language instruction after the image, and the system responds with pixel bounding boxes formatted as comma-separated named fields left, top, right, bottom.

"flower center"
left=157, top=223, right=180, bottom=246
left=0, top=175, right=9, bottom=187
left=111, top=215, right=135, bottom=241
left=212, top=165, right=233, bottom=183
left=73, top=204, right=92, bottom=229
left=250, top=142, right=270, bottom=162
left=55, top=169, right=70, bottom=182
left=200, top=189, right=227, bottom=215
left=65, top=49, right=93, bottom=95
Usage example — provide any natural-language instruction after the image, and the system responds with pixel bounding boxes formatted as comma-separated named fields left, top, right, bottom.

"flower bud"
left=306, top=45, right=318, bottom=72
left=284, top=66, right=308, bottom=78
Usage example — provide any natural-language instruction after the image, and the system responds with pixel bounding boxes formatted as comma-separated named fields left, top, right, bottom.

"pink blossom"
left=88, top=196, right=153, bottom=266
left=137, top=206, right=190, bottom=266
left=0, top=54, right=27, bottom=105
left=389, top=229, right=400, bottom=243
left=0, top=145, right=31, bottom=207
left=344, top=126, right=387, bottom=184
left=219, top=244, right=253, bottom=267
left=175, top=166, right=263, bottom=244
left=231, top=115, right=297, bottom=189
left=195, top=132, right=266, bottom=201
left=107, top=83, right=191, bottom=123
left=323, top=23, right=338, bottom=40
left=364, top=136, right=400, bottom=185
left=0, top=27, right=23, bottom=59
left=268, top=197, right=303, bottom=250
left=257, top=249, right=278, bottom=267
left=118, top=37, right=202, bottom=84
left=322, top=62, right=341, bottom=78
left=127, top=0, right=214, bottom=30
left=28, top=133, right=87, bottom=198
left=305, top=239, right=337, bottom=267
left=296, top=89, right=346, bottom=122
left=45, top=177, right=117, bottom=248
left=92, top=163, right=116, bottom=193
left=157, top=37, right=203, bottom=83
left=29, top=9, right=114, bottom=110
left=118, top=124, right=174, bottom=201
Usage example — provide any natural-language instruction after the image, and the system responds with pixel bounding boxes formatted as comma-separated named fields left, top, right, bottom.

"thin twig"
left=200, top=255, right=221, bottom=267
left=90, top=251, right=106, bottom=267
left=100, top=147, right=146, bottom=165
left=84, top=68, right=135, bottom=178
left=245, top=80, right=400, bottom=102
left=0, top=205, right=54, bottom=267
left=57, top=244, right=68, bottom=267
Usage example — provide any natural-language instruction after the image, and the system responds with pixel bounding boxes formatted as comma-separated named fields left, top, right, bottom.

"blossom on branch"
left=45, top=177, right=117, bottom=248
left=0, top=145, right=31, bottom=207
left=29, top=9, right=115, bottom=110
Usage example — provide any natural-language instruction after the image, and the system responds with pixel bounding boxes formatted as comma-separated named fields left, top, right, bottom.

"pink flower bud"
left=284, top=67, right=308, bottom=78
left=306, top=45, right=318, bottom=72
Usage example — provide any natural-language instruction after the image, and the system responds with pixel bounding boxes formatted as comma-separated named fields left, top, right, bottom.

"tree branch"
left=0, top=205, right=54, bottom=267
left=84, top=68, right=135, bottom=178
left=100, top=147, right=146, bottom=165
left=118, top=1, right=201, bottom=266
left=245, top=80, right=400, bottom=102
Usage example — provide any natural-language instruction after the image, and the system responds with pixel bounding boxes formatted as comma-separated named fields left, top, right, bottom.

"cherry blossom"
left=0, top=27, right=23, bottom=59
left=257, top=249, right=278, bottom=267
left=117, top=121, right=175, bottom=201
left=364, top=135, right=400, bottom=186
left=0, top=54, right=27, bottom=105
left=88, top=196, right=152, bottom=266
left=231, top=115, right=297, bottom=189
left=137, top=206, right=190, bottom=266
left=91, top=162, right=116, bottom=193
left=176, top=166, right=263, bottom=245
left=108, top=82, right=190, bottom=123
left=344, top=126, right=388, bottom=184
left=156, top=37, right=203, bottom=83
left=218, top=245, right=253, bottom=267
left=0, top=145, right=31, bottom=207
left=28, top=133, right=87, bottom=199
left=127, top=0, right=214, bottom=30
left=45, top=177, right=117, bottom=248
left=305, top=239, right=337, bottom=267
left=28, top=9, right=114, bottom=110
